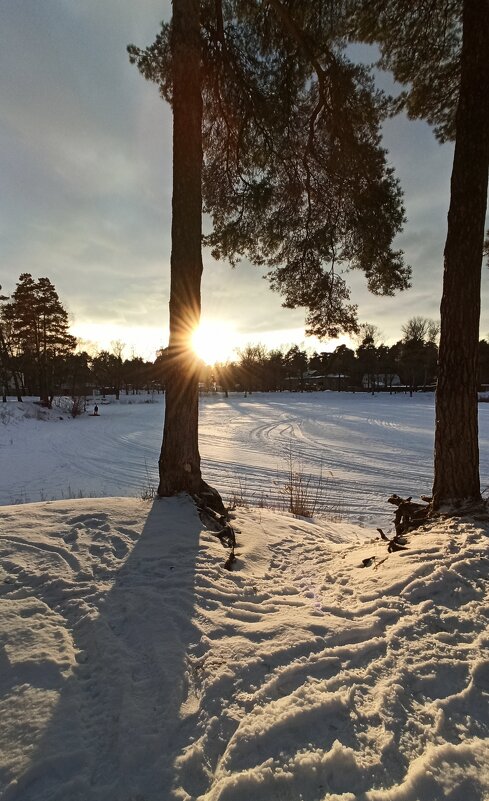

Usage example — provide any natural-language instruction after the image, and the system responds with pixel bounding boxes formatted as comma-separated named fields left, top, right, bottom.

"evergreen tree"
left=129, top=1, right=410, bottom=501
left=2, top=274, right=76, bottom=405
left=265, top=349, right=287, bottom=392
left=0, top=286, right=23, bottom=402
left=91, top=350, right=124, bottom=399
left=346, top=0, right=489, bottom=507
left=356, top=332, right=379, bottom=392
left=285, top=346, right=309, bottom=391
left=63, top=352, right=92, bottom=400
left=376, top=343, right=397, bottom=392
left=330, top=344, right=356, bottom=390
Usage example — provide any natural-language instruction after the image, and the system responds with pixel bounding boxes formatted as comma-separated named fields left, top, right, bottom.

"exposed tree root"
left=373, top=494, right=432, bottom=560
left=387, top=493, right=431, bottom=535
left=371, top=492, right=489, bottom=569
left=194, top=480, right=227, bottom=516
left=194, top=495, right=237, bottom=570
left=385, top=493, right=489, bottom=539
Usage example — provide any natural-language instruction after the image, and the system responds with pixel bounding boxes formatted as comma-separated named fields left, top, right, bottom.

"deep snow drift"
left=0, top=394, right=488, bottom=800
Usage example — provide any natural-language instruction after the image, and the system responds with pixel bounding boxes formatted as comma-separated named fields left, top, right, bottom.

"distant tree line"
left=205, top=321, right=438, bottom=395
left=201, top=320, right=489, bottom=396
left=3, top=275, right=489, bottom=405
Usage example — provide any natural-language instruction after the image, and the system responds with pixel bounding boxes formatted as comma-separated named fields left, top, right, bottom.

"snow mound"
left=0, top=497, right=488, bottom=800
left=0, top=400, right=70, bottom=426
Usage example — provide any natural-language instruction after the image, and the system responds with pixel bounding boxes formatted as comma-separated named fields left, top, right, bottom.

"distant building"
left=285, top=371, right=350, bottom=391
left=361, top=374, right=401, bottom=390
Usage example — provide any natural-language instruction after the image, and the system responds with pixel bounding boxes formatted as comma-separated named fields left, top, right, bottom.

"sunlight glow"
left=70, top=321, right=166, bottom=361
left=191, top=320, right=238, bottom=365
left=70, top=320, right=355, bottom=363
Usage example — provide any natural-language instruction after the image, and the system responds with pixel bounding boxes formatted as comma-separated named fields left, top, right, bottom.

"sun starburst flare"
left=191, top=321, right=237, bottom=365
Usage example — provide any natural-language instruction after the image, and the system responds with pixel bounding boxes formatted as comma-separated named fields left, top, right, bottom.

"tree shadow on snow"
left=3, top=496, right=202, bottom=801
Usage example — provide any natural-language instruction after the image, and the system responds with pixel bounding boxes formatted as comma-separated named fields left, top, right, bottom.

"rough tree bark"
left=432, top=0, right=489, bottom=508
left=158, top=0, right=204, bottom=498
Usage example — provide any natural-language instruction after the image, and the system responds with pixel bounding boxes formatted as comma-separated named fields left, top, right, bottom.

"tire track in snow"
left=4, top=393, right=489, bottom=522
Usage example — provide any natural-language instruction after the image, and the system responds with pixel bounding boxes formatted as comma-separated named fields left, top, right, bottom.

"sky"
left=1, top=1, right=488, bottom=362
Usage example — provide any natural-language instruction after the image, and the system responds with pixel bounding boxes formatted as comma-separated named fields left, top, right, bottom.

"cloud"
left=1, top=2, right=488, bottom=356
left=0, top=0, right=173, bottom=324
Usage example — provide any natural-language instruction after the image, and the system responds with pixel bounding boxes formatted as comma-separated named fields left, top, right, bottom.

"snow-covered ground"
left=0, top=393, right=488, bottom=800
left=3, top=391, right=489, bottom=523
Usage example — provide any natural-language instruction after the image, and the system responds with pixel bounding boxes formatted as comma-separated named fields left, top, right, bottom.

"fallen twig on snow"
left=377, top=525, right=408, bottom=552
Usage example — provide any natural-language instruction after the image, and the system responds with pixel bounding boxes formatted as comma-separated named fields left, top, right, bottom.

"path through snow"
left=0, top=497, right=488, bottom=800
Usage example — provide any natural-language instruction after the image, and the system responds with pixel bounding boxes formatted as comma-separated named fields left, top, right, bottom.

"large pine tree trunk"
left=432, top=0, right=489, bottom=508
left=158, top=0, right=211, bottom=500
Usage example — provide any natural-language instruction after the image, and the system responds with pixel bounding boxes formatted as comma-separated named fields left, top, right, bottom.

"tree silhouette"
left=2, top=274, right=76, bottom=406
left=129, top=1, right=410, bottom=502
left=347, top=0, right=489, bottom=507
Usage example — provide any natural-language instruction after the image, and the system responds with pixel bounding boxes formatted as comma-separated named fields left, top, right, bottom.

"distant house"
left=362, top=373, right=401, bottom=390
left=285, top=370, right=349, bottom=391
left=322, top=373, right=350, bottom=390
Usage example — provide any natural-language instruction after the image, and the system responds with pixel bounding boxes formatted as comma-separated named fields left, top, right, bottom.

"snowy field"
left=0, top=393, right=488, bottom=800
left=3, top=391, right=489, bottom=524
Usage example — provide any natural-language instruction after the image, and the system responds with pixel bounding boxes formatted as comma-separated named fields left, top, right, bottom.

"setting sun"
left=191, top=320, right=237, bottom=365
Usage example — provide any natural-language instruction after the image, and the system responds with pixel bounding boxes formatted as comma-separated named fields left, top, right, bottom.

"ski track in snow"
left=2, top=392, right=489, bottom=525
left=0, top=498, right=487, bottom=800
